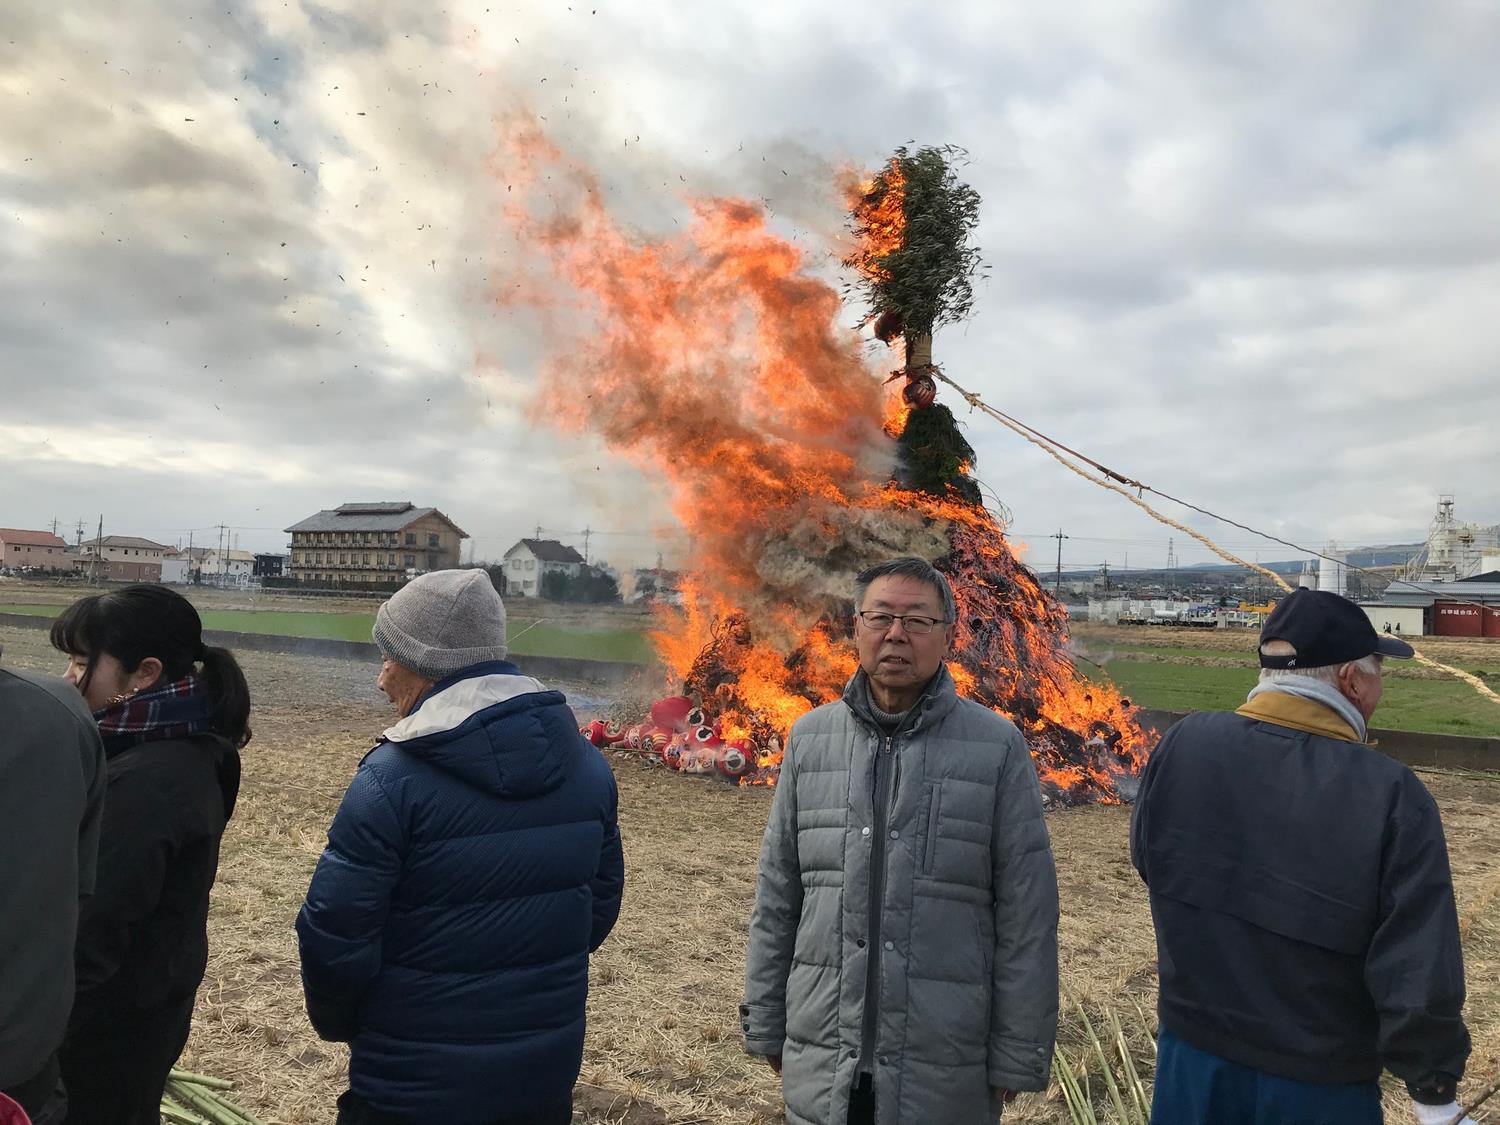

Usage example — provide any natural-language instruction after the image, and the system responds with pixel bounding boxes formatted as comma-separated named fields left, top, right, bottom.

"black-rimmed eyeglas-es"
left=855, top=611, right=948, bottom=635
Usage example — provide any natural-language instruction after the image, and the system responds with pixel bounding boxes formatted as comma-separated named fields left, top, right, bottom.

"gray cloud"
left=1, top=0, right=1497, bottom=573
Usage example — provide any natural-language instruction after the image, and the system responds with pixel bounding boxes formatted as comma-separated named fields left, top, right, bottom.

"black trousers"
left=2, top=1053, right=66, bottom=1125
left=59, top=999, right=194, bottom=1125
left=336, top=1089, right=573, bottom=1125
left=847, top=1074, right=875, bottom=1125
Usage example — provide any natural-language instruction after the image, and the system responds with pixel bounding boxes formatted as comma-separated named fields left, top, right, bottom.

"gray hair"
left=1257, top=640, right=1381, bottom=686
left=854, top=557, right=957, bottom=623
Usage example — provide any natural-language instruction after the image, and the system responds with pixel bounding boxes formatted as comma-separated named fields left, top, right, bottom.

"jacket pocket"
left=923, top=783, right=942, bottom=874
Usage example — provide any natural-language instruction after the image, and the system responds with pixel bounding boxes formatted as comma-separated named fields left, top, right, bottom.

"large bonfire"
left=497, top=128, right=1149, bottom=805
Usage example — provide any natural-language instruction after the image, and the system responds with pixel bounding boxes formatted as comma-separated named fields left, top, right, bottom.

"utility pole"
left=188, top=529, right=195, bottom=584
left=50, top=517, right=58, bottom=536
left=1050, top=529, right=1068, bottom=594
left=534, top=524, right=543, bottom=540
left=1166, top=536, right=1177, bottom=594
left=581, top=526, right=593, bottom=566
left=74, top=520, right=86, bottom=551
left=88, top=515, right=102, bottom=585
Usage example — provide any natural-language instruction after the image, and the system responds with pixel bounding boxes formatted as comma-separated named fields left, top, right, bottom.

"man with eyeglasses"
left=742, top=556, right=1059, bottom=1124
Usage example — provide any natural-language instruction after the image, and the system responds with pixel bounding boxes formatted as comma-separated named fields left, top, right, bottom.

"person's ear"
left=132, top=656, right=164, bottom=690
left=1337, top=662, right=1361, bottom=703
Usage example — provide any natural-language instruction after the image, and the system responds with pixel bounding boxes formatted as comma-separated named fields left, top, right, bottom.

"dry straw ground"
left=1, top=626, right=1495, bottom=1124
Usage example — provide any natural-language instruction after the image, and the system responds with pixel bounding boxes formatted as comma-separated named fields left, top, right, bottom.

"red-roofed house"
left=0, top=528, right=69, bottom=571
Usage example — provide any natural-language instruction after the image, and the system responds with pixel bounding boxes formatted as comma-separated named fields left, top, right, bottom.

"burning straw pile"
left=501, top=130, right=1148, bottom=804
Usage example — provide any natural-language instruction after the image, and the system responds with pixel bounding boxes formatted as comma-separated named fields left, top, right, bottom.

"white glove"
left=1410, top=1100, right=1475, bottom=1125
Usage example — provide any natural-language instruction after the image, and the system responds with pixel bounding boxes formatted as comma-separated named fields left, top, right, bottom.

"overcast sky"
left=3, top=0, right=1497, bottom=572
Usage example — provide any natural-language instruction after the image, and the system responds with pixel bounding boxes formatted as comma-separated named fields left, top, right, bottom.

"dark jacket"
left=1130, top=690, right=1469, bottom=1091
left=0, top=669, right=105, bottom=1089
left=69, top=732, right=241, bottom=1037
left=297, top=661, right=624, bottom=1124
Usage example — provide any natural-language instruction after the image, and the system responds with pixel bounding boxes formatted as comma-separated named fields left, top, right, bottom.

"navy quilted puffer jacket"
left=296, top=661, right=623, bottom=1122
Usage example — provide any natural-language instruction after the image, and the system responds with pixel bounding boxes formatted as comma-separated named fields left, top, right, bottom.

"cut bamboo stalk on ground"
left=169, top=1067, right=234, bottom=1090
left=161, top=1098, right=211, bottom=1125
left=162, top=1072, right=263, bottom=1125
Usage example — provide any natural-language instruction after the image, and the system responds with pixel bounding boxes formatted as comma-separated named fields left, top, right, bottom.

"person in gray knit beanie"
left=373, top=569, right=509, bottom=682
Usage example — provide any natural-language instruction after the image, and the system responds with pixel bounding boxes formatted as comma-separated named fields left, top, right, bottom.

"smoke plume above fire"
left=492, top=121, right=1148, bottom=804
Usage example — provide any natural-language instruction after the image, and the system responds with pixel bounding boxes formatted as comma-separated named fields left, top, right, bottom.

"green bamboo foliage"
left=846, top=145, right=986, bottom=345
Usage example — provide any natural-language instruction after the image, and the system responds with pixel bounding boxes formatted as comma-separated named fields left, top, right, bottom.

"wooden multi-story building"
left=284, top=502, right=468, bottom=586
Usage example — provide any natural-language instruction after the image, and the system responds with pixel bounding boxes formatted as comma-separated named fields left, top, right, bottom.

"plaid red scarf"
left=94, top=672, right=213, bottom=756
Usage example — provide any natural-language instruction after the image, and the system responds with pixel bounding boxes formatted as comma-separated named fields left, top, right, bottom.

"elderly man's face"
left=855, top=574, right=956, bottom=713
left=377, top=656, right=434, bottom=718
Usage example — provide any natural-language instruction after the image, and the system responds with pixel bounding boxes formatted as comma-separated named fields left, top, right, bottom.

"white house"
left=198, top=548, right=256, bottom=582
left=502, top=538, right=585, bottom=597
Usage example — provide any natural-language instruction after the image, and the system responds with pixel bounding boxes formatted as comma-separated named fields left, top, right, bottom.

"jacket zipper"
left=859, top=734, right=898, bottom=1075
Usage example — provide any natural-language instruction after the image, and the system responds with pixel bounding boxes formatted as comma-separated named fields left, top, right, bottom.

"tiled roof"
left=509, top=538, right=586, bottom=564
left=81, top=536, right=170, bottom=551
left=0, top=528, right=67, bottom=548
left=285, top=504, right=468, bottom=537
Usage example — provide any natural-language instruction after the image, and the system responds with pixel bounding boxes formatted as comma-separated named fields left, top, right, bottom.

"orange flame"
left=846, top=158, right=907, bottom=285
left=494, top=125, right=1150, bottom=801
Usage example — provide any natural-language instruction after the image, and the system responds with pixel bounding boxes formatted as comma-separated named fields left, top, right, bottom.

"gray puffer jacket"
left=742, top=666, right=1059, bottom=1125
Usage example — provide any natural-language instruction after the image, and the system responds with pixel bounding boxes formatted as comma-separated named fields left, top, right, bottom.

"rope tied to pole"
left=936, top=369, right=1292, bottom=592
left=934, top=368, right=1500, bottom=708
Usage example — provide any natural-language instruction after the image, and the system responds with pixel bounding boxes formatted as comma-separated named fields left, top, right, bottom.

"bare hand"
left=766, top=1054, right=783, bottom=1074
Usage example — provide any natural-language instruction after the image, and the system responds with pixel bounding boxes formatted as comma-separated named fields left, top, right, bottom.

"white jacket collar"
left=384, top=672, right=548, bottom=744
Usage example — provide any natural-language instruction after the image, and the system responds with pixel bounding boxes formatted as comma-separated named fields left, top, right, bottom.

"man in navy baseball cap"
left=1132, top=587, right=1470, bottom=1125
left=1258, top=587, right=1415, bottom=669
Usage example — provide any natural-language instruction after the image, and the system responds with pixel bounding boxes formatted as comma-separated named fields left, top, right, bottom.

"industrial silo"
left=1318, top=543, right=1347, bottom=599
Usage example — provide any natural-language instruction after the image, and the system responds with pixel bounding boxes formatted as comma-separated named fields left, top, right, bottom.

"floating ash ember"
left=495, top=126, right=1151, bottom=804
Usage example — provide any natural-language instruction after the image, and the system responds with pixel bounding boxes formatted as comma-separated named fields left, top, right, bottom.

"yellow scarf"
left=1235, top=691, right=1362, bottom=743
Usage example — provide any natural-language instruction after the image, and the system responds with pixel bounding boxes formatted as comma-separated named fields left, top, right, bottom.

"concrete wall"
left=0, top=613, right=642, bottom=687
left=1360, top=604, right=1426, bottom=636
left=4, top=608, right=1492, bottom=770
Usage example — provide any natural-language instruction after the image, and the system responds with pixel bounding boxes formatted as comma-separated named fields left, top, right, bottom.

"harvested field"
left=1, top=624, right=1496, bottom=1123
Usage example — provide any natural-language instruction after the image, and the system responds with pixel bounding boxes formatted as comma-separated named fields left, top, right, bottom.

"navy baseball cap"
left=1259, top=588, right=1414, bottom=669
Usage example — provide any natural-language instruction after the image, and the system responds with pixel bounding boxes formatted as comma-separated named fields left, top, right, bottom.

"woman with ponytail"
left=49, top=585, right=250, bottom=1125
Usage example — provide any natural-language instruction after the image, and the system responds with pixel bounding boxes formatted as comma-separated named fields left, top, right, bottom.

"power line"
left=937, top=371, right=1500, bottom=617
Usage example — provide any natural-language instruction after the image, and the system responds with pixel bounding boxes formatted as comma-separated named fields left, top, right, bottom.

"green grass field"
left=1090, top=656, right=1500, bottom=738
left=0, top=603, right=656, bottom=665
left=9, top=601, right=1497, bottom=734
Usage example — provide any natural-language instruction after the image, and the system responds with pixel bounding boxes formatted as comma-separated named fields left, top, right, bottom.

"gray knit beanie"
left=373, top=569, right=508, bottom=680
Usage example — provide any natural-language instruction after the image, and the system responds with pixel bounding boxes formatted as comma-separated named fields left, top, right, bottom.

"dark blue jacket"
left=1131, top=692, right=1468, bottom=1096
left=297, top=662, right=624, bottom=1123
